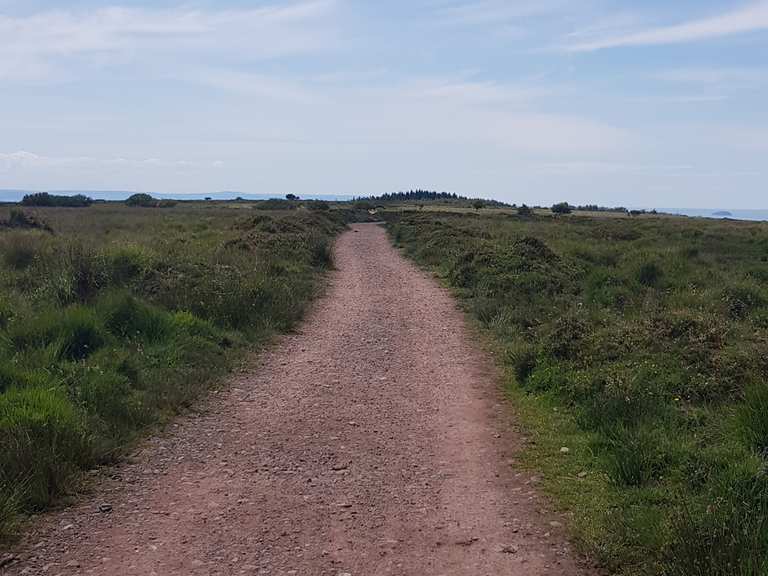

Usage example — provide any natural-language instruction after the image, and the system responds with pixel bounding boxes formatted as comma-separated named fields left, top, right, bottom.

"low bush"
left=125, top=193, right=157, bottom=207
left=21, top=193, right=92, bottom=208
left=0, top=387, right=90, bottom=510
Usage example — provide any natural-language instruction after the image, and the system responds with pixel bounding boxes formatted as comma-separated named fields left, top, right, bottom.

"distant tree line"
left=575, top=204, right=628, bottom=213
left=359, top=189, right=509, bottom=207
left=554, top=203, right=658, bottom=216
left=21, top=192, right=93, bottom=207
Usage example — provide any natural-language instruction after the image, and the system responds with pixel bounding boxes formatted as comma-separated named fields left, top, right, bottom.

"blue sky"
left=0, top=1, right=767, bottom=207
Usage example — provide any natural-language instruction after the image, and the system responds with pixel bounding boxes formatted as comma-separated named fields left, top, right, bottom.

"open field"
left=3, top=200, right=768, bottom=575
left=386, top=209, right=768, bottom=575
left=0, top=202, right=351, bottom=540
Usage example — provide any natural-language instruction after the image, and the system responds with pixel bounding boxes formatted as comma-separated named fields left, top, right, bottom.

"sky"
left=0, top=0, right=767, bottom=207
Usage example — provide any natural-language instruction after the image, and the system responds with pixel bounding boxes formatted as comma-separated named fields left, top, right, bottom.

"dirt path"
left=4, top=223, right=591, bottom=576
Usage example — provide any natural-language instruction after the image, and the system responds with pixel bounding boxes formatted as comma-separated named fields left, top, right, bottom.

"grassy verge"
left=0, top=203, right=354, bottom=541
left=385, top=210, right=768, bottom=576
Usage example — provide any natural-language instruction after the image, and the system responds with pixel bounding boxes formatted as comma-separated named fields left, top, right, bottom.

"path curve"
left=4, top=223, right=590, bottom=576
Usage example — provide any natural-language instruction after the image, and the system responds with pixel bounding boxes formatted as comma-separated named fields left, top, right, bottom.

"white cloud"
left=201, top=77, right=625, bottom=155
left=436, top=0, right=568, bottom=25
left=407, top=78, right=548, bottom=105
left=0, top=1, right=337, bottom=80
left=651, top=67, right=768, bottom=85
left=567, top=1, right=768, bottom=51
left=188, top=69, right=313, bottom=102
left=0, top=151, right=215, bottom=172
left=537, top=161, right=696, bottom=176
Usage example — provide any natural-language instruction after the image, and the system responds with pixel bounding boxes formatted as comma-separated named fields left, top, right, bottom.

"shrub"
left=99, top=292, right=170, bottom=342
left=105, top=244, right=155, bottom=286
left=637, top=260, right=663, bottom=287
left=737, top=381, right=768, bottom=454
left=307, top=232, right=333, bottom=267
left=77, top=369, right=147, bottom=453
left=552, top=202, right=573, bottom=214
left=5, top=209, right=51, bottom=231
left=0, top=364, right=34, bottom=393
left=664, top=469, right=768, bottom=576
left=0, top=387, right=90, bottom=510
left=0, top=297, right=12, bottom=328
left=0, top=480, right=22, bottom=540
left=125, top=193, right=157, bottom=207
left=254, top=199, right=296, bottom=210
left=169, top=311, right=220, bottom=341
left=505, top=340, right=537, bottom=383
left=64, top=243, right=110, bottom=303
left=596, top=423, right=675, bottom=487
left=10, top=306, right=107, bottom=361
left=21, top=193, right=92, bottom=208
left=307, top=200, right=331, bottom=211
left=0, top=231, right=45, bottom=269
left=723, top=282, right=766, bottom=319
left=541, top=310, right=587, bottom=361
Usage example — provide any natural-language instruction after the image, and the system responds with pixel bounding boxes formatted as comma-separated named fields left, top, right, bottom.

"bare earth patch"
left=3, top=223, right=593, bottom=575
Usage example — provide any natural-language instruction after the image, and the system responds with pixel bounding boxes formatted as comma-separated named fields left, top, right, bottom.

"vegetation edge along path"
left=0, top=205, right=356, bottom=543
left=384, top=210, right=768, bottom=576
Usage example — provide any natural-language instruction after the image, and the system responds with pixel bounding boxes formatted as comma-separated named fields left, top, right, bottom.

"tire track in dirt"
left=3, top=223, right=592, bottom=575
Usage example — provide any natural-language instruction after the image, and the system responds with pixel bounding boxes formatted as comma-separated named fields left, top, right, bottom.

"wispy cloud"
left=628, top=94, right=728, bottom=104
left=0, top=1, right=337, bottom=80
left=187, top=69, right=313, bottom=102
left=566, top=1, right=768, bottom=51
left=407, top=78, right=548, bottom=105
left=0, top=151, right=217, bottom=171
left=435, top=0, right=570, bottom=27
left=651, top=66, right=768, bottom=85
left=537, top=161, right=696, bottom=176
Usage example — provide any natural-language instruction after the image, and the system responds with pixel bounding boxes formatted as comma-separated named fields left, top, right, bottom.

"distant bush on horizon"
left=21, top=193, right=92, bottom=208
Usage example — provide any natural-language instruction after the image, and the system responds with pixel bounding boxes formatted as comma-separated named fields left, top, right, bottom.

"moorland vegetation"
left=387, top=210, right=768, bottom=576
left=0, top=202, right=351, bottom=539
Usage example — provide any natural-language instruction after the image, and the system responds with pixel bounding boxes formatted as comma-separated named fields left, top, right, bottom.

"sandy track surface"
left=3, top=223, right=591, bottom=576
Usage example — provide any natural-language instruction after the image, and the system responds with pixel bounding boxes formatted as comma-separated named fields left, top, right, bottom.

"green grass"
left=385, top=210, right=768, bottom=575
left=0, top=202, right=355, bottom=540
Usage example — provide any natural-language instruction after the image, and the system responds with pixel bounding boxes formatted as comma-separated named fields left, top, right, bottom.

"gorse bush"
left=387, top=211, right=768, bottom=575
left=0, top=203, right=350, bottom=539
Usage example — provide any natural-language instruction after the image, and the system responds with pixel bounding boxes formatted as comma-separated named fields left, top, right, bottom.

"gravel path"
left=3, top=223, right=591, bottom=576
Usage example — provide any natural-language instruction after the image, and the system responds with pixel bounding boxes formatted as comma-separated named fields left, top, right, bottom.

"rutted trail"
left=4, top=223, right=590, bottom=575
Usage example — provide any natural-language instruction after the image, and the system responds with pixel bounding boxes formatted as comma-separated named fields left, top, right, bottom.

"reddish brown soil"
left=3, top=223, right=592, bottom=576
